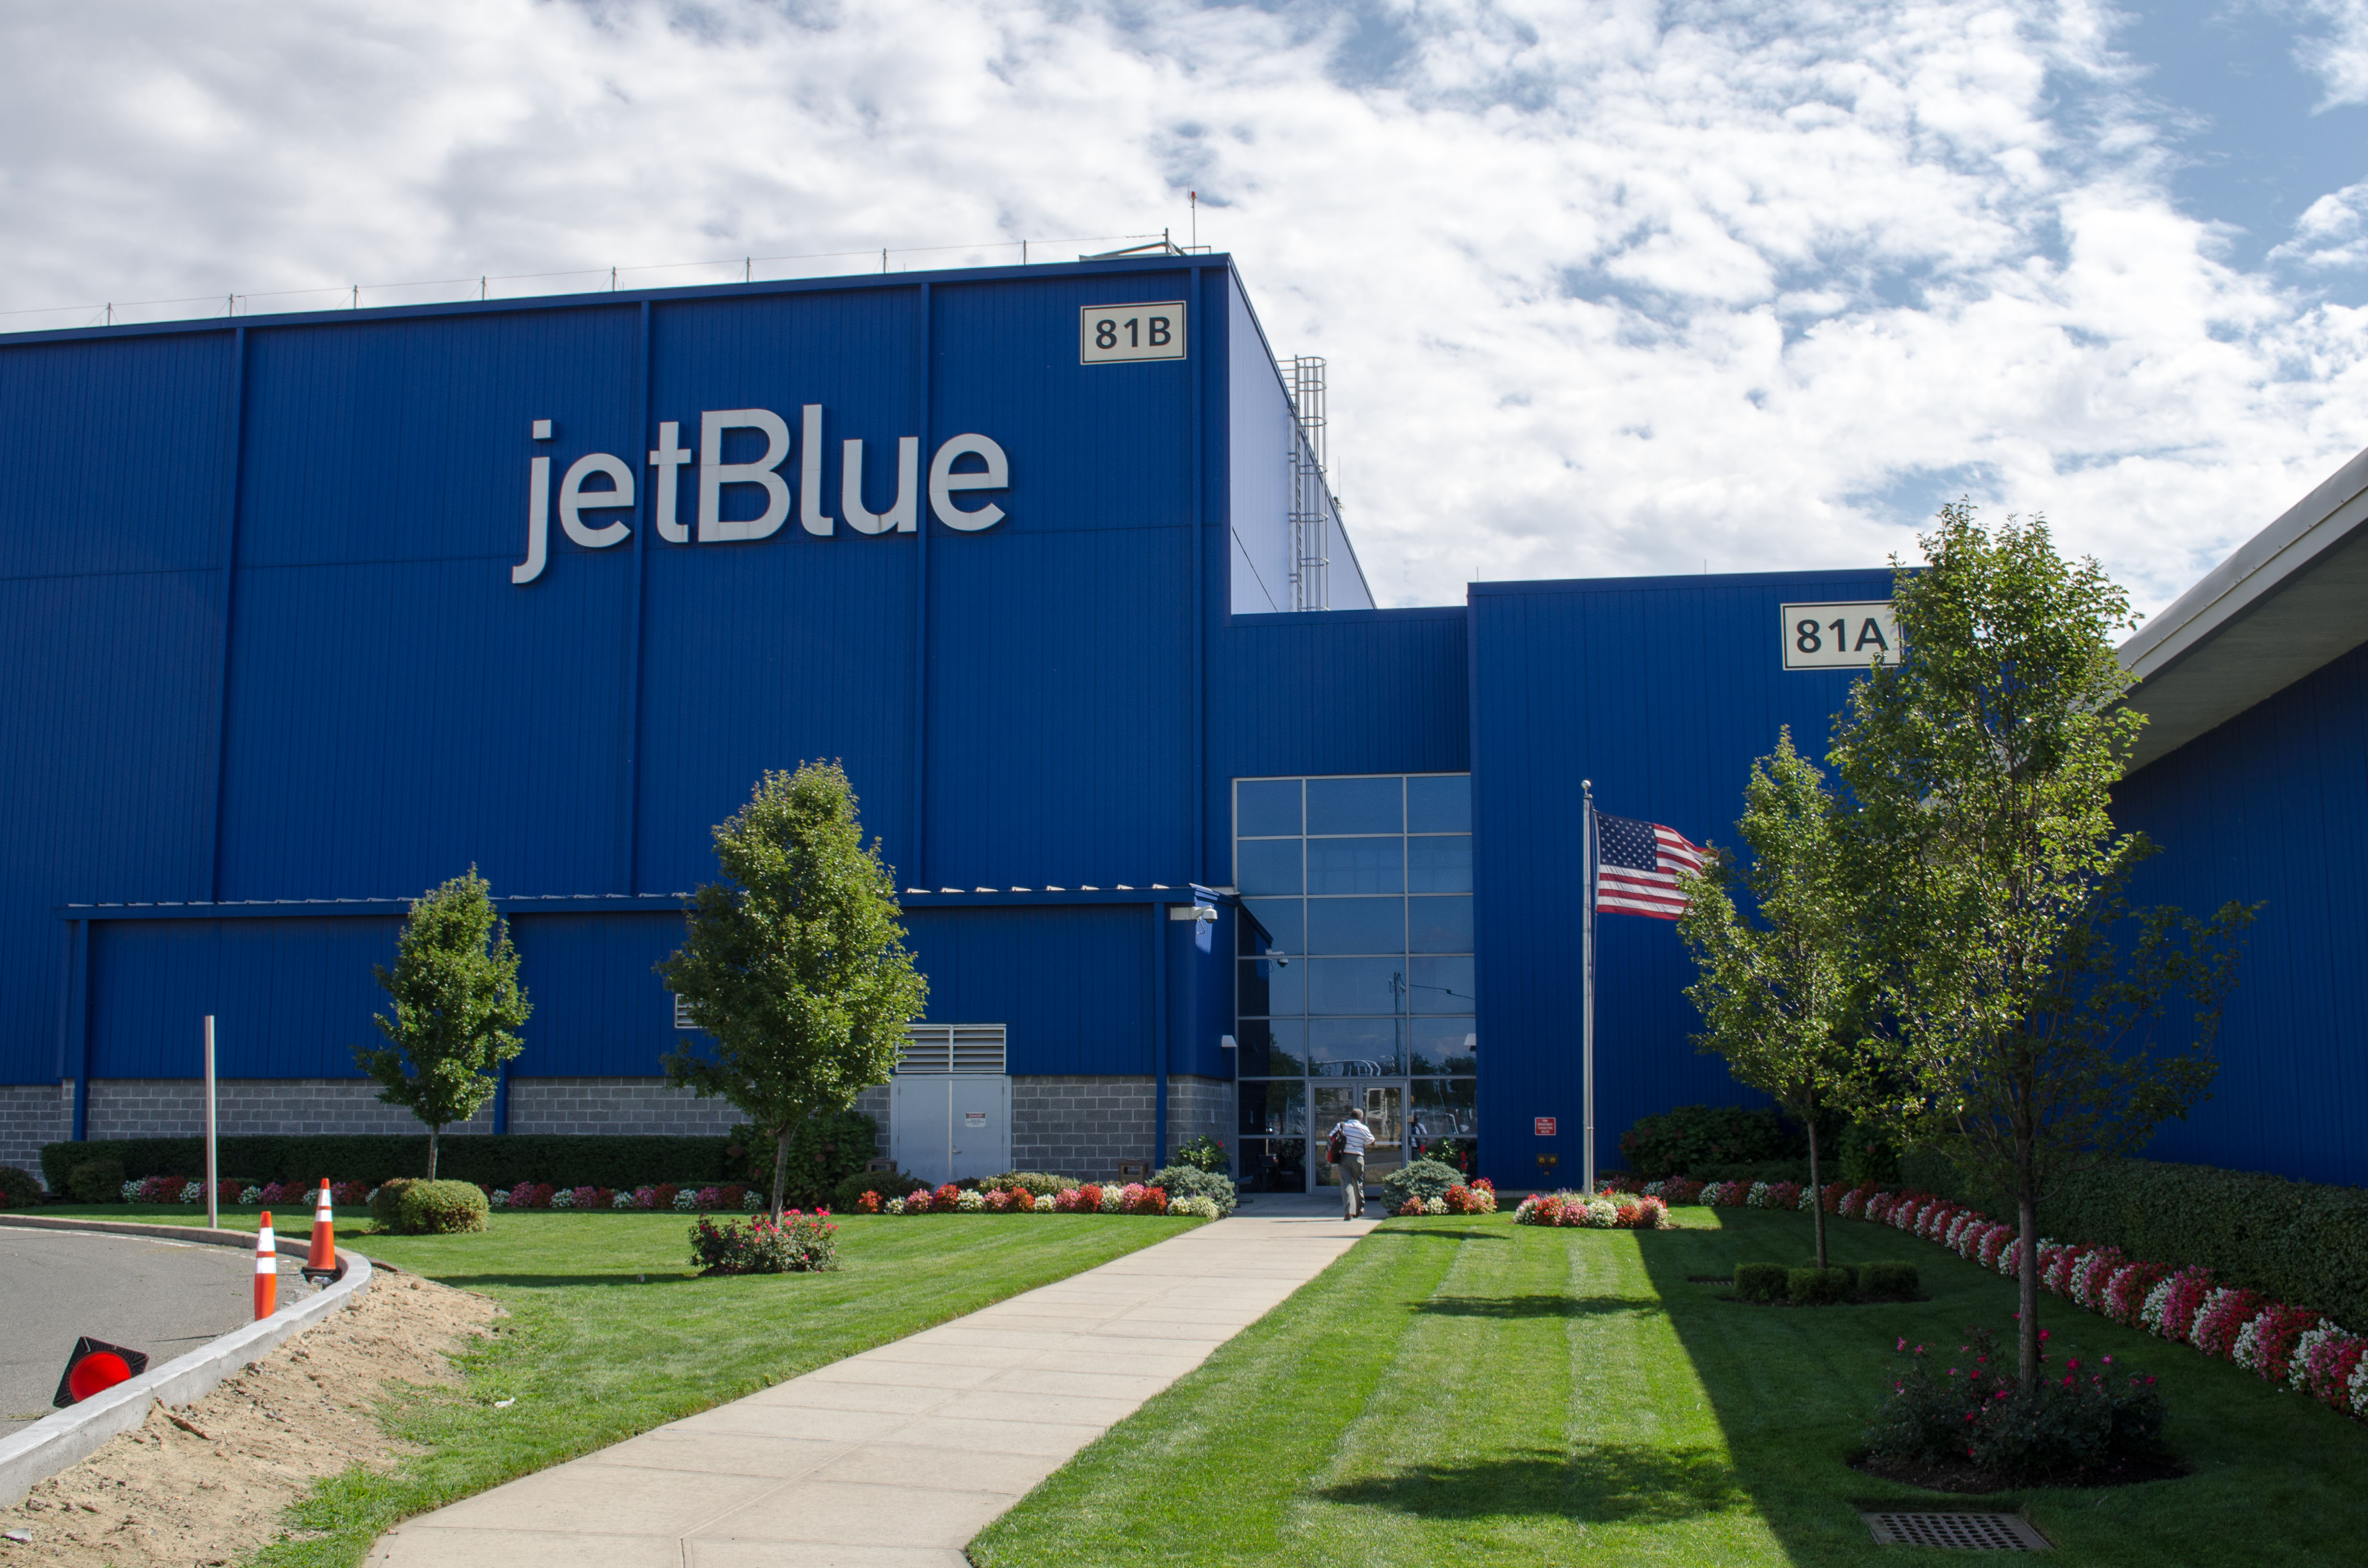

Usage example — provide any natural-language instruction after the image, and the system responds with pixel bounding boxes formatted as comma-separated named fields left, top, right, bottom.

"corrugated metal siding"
left=89, top=917, right=402, bottom=1079
left=1468, top=570, right=1896, bottom=1178
left=902, top=905, right=1150, bottom=1078
left=1209, top=607, right=1469, bottom=870
left=2116, top=637, right=2368, bottom=1186
left=1226, top=275, right=1291, bottom=614
left=0, top=257, right=1307, bottom=1088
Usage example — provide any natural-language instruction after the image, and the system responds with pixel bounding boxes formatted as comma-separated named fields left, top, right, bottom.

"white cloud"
left=2291, top=0, right=2368, bottom=108
left=0, top=0, right=2364, bottom=615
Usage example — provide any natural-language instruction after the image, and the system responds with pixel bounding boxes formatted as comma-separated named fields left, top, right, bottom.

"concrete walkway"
left=369, top=1198, right=1375, bottom=1568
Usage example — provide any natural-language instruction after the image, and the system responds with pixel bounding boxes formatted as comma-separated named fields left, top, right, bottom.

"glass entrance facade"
left=1233, top=773, right=1479, bottom=1191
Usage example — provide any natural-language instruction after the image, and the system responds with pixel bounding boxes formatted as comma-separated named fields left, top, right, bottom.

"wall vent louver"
left=898, top=1024, right=1008, bottom=1075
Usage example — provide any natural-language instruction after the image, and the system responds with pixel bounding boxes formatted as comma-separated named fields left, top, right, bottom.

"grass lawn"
left=970, top=1206, right=2368, bottom=1567
left=27, top=1204, right=1200, bottom=1568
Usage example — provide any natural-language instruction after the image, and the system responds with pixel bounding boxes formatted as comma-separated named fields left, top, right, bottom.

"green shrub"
left=1381, top=1159, right=1464, bottom=1202
left=1171, top=1134, right=1230, bottom=1174
left=1788, top=1265, right=1852, bottom=1306
left=369, top=1178, right=417, bottom=1227
left=1694, top=1159, right=1812, bottom=1185
left=983, top=1171, right=1078, bottom=1197
left=1618, top=1105, right=1800, bottom=1179
left=386, top=1180, right=489, bottom=1235
left=1861, top=1325, right=2167, bottom=1483
left=727, top=1110, right=882, bottom=1205
left=1891, top=1151, right=2368, bottom=1329
left=1859, top=1262, right=1920, bottom=1300
left=1733, top=1263, right=1790, bottom=1304
left=66, top=1157, right=125, bottom=1204
left=1836, top=1121, right=1901, bottom=1186
left=41, top=1133, right=738, bottom=1194
left=0, top=1165, right=42, bottom=1207
left=834, top=1168, right=916, bottom=1210
left=1151, top=1164, right=1237, bottom=1216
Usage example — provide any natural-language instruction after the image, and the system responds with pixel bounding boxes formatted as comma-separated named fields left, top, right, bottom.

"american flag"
left=1595, top=812, right=1710, bottom=921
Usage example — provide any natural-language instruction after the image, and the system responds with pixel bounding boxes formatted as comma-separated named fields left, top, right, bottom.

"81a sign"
left=1781, top=601, right=1901, bottom=670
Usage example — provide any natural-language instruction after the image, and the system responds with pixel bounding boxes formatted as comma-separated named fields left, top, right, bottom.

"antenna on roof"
left=1191, top=191, right=1197, bottom=250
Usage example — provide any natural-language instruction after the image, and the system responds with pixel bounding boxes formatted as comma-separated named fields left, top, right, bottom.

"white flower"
left=956, top=1188, right=986, bottom=1212
left=490, top=1190, right=510, bottom=1208
left=1424, top=1196, right=1448, bottom=1215
left=744, top=1190, right=765, bottom=1211
left=884, top=1197, right=906, bottom=1214
left=239, top=1185, right=263, bottom=1204
left=552, top=1188, right=577, bottom=1209
left=613, top=1191, right=637, bottom=1209
left=2349, top=1347, right=2368, bottom=1417
left=673, top=1190, right=699, bottom=1211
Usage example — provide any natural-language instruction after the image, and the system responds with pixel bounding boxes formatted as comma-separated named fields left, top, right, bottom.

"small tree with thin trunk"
left=659, top=762, right=927, bottom=1220
left=355, top=868, right=530, bottom=1179
left=1678, top=729, right=1867, bottom=1269
left=1832, top=503, right=2255, bottom=1390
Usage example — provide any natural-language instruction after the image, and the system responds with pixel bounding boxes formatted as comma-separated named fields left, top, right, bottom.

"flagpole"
left=1581, top=779, right=1596, bottom=1195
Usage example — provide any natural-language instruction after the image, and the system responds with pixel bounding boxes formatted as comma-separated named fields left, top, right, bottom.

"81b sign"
left=1781, top=601, right=1901, bottom=670
left=1080, top=302, right=1186, bottom=364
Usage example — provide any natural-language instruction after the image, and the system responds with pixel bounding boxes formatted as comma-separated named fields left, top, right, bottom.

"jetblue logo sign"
left=513, top=408, right=1011, bottom=585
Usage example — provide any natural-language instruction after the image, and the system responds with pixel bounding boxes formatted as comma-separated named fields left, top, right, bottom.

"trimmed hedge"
left=41, top=1134, right=739, bottom=1195
left=1735, top=1262, right=1789, bottom=1304
left=1788, top=1265, right=1853, bottom=1306
left=1859, top=1261, right=1920, bottom=1300
left=1151, top=1164, right=1238, bottom=1216
left=1620, top=1104, right=1800, bottom=1179
left=372, top=1178, right=490, bottom=1234
left=1897, top=1152, right=2368, bottom=1331
left=0, top=1165, right=42, bottom=1206
left=67, top=1156, right=125, bottom=1203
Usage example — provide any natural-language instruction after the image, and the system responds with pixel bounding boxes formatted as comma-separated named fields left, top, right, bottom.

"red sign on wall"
left=1534, top=1117, right=1557, bottom=1137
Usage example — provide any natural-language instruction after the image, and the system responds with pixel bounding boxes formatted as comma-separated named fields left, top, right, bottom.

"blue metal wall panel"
left=1227, top=275, right=1291, bottom=614
left=902, top=905, right=1150, bottom=1078
left=2115, top=638, right=2368, bottom=1186
left=1209, top=607, right=1469, bottom=868
left=504, top=912, right=687, bottom=1078
left=89, top=917, right=401, bottom=1080
left=1468, top=569, right=1896, bottom=1180
left=0, top=570, right=220, bottom=1083
left=0, top=332, right=235, bottom=579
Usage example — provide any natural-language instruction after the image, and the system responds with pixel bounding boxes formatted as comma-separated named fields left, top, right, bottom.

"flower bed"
left=1653, top=1168, right=2368, bottom=1426
left=1512, top=1190, right=1672, bottom=1229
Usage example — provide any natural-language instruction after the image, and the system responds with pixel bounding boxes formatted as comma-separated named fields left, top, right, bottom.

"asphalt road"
left=0, top=1228, right=316, bottom=1436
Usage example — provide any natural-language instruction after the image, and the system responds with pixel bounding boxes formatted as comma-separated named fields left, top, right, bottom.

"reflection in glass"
left=1237, top=1078, right=1307, bottom=1136
left=1234, top=1020, right=1306, bottom=1076
left=1410, top=1078, right=1480, bottom=1176
left=1306, top=896, right=1405, bottom=955
left=1238, top=957, right=1304, bottom=1017
left=1307, top=836, right=1404, bottom=894
left=1307, top=1017, right=1402, bottom=1076
left=1237, top=1137, right=1307, bottom=1193
left=1307, top=775, right=1402, bottom=835
left=1236, top=778, right=1302, bottom=837
left=1408, top=834, right=1473, bottom=892
left=1407, top=774, right=1471, bottom=833
left=1305, top=956, right=1403, bottom=1015
left=1236, top=838, right=1302, bottom=895
left=1408, top=1018, right=1477, bottom=1074
left=1410, top=955, right=1476, bottom=1013
left=1240, top=897, right=1302, bottom=955
left=1407, top=895, right=1473, bottom=953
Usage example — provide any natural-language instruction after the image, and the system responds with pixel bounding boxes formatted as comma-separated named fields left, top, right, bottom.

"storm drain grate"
left=1862, top=1511, right=2051, bottom=1550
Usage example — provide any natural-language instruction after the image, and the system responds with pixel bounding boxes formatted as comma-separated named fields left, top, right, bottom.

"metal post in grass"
left=1581, top=779, right=1596, bottom=1196
left=203, top=1014, right=218, bottom=1229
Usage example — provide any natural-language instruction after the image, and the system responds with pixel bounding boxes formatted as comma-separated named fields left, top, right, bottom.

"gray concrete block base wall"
left=3, top=1075, right=1235, bottom=1190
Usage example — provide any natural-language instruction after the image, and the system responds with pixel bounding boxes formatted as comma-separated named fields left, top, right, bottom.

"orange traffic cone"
left=304, top=1179, right=337, bottom=1282
left=254, top=1212, right=277, bottom=1320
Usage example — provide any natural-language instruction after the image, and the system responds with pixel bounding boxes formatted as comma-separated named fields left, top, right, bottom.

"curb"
left=0, top=1220, right=375, bottom=1508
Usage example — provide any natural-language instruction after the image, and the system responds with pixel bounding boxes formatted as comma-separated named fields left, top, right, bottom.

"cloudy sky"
left=3, top=0, right=2364, bottom=613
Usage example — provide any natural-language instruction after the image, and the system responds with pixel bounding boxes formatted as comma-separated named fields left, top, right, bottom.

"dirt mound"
left=0, top=1266, right=499, bottom=1566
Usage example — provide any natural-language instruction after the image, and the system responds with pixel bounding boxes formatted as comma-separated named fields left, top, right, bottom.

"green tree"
left=355, top=868, right=530, bottom=1179
left=1832, top=503, right=2254, bottom=1388
left=659, top=762, right=928, bottom=1219
left=1677, top=729, right=1867, bottom=1269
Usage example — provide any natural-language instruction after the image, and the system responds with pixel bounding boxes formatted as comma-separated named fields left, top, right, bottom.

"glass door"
left=1311, top=1082, right=1404, bottom=1189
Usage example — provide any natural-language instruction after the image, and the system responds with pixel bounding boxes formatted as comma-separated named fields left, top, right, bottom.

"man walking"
left=1331, top=1104, right=1375, bottom=1219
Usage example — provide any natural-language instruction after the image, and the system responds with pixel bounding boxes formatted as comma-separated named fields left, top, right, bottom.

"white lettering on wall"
left=558, top=453, right=635, bottom=549
left=929, top=434, right=1010, bottom=532
left=699, top=408, right=792, bottom=543
left=800, top=404, right=834, bottom=537
left=843, top=436, right=920, bottom=534
left=647, top=421, right=691, bottom=544
left=513, top=410, right=1007, bottom=583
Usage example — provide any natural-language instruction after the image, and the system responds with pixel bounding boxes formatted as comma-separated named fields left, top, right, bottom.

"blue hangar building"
left=1, top=253, right=2361, bottom=1195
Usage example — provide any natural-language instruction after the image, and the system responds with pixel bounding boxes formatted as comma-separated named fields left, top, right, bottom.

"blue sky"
left=0, top=0, right=2361, bottom=613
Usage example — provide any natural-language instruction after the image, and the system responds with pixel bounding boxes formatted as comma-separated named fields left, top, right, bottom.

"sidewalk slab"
left=369, top=1209, right=1373, bottom=1567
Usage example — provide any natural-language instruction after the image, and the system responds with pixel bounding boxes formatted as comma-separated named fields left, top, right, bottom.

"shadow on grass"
left=1377, top=1227, right=1511, bottom=1242
left=421, top=1272, right=706, bottom=1289
left=1314, top=1445, right=1748, bottom=1523
left=1415, top=1292, right=1660, bottom=1320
